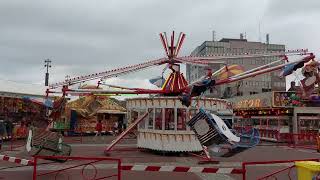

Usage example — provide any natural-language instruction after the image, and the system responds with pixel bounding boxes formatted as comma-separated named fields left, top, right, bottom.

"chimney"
left=240, top=33, right=244, bottom=40
left=266, top=34, right=270, bottom=44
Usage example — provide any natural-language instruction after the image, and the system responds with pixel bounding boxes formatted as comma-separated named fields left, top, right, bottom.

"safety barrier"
left=0, top=154, right=33, bottom=165
left=235, top=127, right=319, bottom=150
left=33, top=156, right=121, bottom=180
left=121, top=165, right=243, bottom=174
left=1, top=149, right=319, bottom=180
left=242, top=158, right=319, bottom=180
left=277, top=133, right=319, bottom=150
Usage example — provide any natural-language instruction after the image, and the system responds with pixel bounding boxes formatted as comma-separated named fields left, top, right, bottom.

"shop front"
left=229, top=91, right=320, bottom=141
left=229, top=91, right=293, bottom=141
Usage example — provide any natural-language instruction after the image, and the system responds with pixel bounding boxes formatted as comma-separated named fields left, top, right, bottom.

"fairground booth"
left=64, top=96, right=126, bottom=134
left=0, top=91, right=55, bottom=138
left=228, top=91, right=320, bottom=141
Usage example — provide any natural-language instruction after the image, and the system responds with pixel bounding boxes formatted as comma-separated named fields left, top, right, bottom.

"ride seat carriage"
left=187, top=109, right=260, bottom=157
left=26, top=127, right=71, bottom=162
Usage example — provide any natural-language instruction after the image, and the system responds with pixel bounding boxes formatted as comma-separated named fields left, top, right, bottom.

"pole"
left=44, top=59, right=52, bottom=86
left=104, top=109, right=152, bottom=153
left=33, top=157, right=37, bottom=180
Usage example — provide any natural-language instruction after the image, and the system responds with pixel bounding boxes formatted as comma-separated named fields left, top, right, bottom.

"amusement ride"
left=25, top=31, right=317, bottom=160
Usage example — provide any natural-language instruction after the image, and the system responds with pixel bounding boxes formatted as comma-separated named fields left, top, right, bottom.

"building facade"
left=187, top=36, right=286, bottom=98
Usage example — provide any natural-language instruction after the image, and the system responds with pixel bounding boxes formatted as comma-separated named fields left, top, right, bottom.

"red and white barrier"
left=0, top=154, right=33, bottom=166
left=121, top=165, right=243, bottom=174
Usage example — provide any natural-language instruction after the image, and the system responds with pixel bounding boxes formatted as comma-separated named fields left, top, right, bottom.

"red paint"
left=202, top=168, right=218, bottom=173
left=121, top=165, right=133, bottom=170
left=173, top=166, right=190, bottom=172
left=145, top=166, right=161, bottom=171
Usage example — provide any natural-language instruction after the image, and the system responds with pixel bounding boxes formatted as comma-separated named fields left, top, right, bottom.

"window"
left=138, top=109, right=147, bottom=129
left=189, top=109, right=198, bottom=119
left=165, top=108, right=175, bottom=130
left=155, top=108, right=162, bottom=130
left=237, top=91, right=243, bottom=96
left=147, top=108, right=154, bottom=129
left=262, top=88, right=271, bottom=92
left=253, top=119, right=260, bottom=126
left=177, top=109, right=187, bottom=130
left=131, top=110, right=138, bottom=123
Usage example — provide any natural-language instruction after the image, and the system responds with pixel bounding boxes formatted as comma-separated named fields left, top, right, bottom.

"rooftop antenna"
left=44, top=59, right=52, bottom=86
left=240, top=33, right=244, bottom=40
left=258, top=22, right=261, bottom=42
left=212, top=30, right=215, bottom=42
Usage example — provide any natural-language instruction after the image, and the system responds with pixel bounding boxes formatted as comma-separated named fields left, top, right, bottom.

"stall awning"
left=96, top=110, right=127, bottom=114
left=235, top=116, right=290, bottom=120
left=298, top=116, right=320, bottom=120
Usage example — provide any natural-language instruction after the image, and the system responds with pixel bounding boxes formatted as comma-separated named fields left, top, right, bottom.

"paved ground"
left=0, top=135, right=319, bottom=180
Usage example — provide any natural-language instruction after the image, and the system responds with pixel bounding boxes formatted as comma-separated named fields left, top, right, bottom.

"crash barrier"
left=33, top=156, right=122, bottom=180
left=242, top=158, right=319, bottom=180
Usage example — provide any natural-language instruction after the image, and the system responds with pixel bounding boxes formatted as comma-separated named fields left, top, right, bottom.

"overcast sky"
left=0, top=0, right=319, bottom=96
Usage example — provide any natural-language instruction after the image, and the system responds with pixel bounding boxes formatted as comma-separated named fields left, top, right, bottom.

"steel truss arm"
left=49, top=58, right=167, bottom=89
left=216, top=54, right=315, bottom=85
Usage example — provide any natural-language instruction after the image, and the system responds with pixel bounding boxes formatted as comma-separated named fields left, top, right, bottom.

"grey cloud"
left=0, top=0, right=318, bottom=94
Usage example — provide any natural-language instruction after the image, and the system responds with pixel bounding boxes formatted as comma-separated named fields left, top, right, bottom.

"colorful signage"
left=236, top=99, right=261, bottom=108
left=234, top=97, right=270, bottom=109
left=272, top=91, right=303, bottom=107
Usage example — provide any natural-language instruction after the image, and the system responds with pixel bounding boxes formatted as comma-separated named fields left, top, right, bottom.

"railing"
left=242, top=159, right=319, bottom=180
left=33, top=156, right=121, bottom=180
left=277, top=133, right=319, bottom=150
